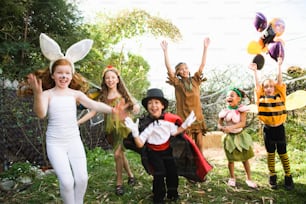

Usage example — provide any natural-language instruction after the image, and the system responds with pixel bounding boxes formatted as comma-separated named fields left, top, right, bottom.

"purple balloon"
left=254, top=12, right=267, bottom=32
left=268, top=41, right=284, bottom=61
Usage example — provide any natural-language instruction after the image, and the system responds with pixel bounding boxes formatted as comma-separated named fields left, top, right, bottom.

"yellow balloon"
left=247, top=41, right=262, bottom=54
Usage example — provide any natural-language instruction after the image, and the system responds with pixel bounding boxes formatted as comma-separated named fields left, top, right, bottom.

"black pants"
left=147, top=147, right=178, bottom=203
left=263, top=124, right=287, bottom=154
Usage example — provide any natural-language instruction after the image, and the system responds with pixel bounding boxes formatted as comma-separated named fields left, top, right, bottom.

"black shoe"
left=167, top=195, right=179, bottom=202
left=115, top=185, right=124, bottom=196
left=153, top=201, right=165, bottom=204
left=153, top=198, right=165, bottom=204
left=284, top=175, right=294, bottom=190
left=269, top=175, right=277, bottom=189
left=128, top=177, right=136, bottom=186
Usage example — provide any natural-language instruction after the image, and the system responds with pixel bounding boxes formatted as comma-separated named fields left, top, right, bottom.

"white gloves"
left=124, top=117, right=139, bottom=137
left=181, top=111, right=196, bottom=129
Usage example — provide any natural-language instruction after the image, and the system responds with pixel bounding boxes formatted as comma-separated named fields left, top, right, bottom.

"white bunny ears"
left=39, top=33, right=93, bottom=73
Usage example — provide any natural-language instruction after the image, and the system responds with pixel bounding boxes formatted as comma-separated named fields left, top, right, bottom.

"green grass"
left=1, top=117, right=306, bottom=204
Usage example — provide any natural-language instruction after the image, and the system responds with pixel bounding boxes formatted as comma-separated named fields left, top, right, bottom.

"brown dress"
left=167, top=71, right=207, bottom=135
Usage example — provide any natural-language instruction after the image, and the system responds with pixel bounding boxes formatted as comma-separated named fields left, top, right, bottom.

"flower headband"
left=103, top=65, right=120, bottom=76
left=39, top=33, right=93, bottom=73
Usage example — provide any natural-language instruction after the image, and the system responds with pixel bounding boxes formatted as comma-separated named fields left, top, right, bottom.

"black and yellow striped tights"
left=267, top=152, right=291, bottom=176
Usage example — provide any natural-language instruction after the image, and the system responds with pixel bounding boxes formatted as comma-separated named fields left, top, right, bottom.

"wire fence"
left=0, top=89, right=111, bottom=171
left=0, top=72, right=305, bottom=172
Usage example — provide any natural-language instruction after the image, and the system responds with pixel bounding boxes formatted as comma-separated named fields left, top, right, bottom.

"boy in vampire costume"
left=124, top=88, right=212, bottom=184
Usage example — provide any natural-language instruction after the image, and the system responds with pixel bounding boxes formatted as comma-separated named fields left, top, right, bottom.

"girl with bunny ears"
left=26, top=33, right=124, bottom=204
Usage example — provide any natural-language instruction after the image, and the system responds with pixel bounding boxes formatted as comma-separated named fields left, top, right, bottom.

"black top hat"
left=141, top=88, right=168, bottom=111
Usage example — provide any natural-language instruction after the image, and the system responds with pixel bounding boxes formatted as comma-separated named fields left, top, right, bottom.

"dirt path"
left=202, top=131, right=266, bottom=166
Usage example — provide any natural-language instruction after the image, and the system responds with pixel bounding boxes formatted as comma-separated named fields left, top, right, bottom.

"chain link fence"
left=0, top=69, right=305, bottom=172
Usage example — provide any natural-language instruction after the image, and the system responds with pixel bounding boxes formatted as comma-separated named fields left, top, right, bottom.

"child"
left=26, top=33, right=124, bottom=204
left=160, top=38, right=210, bottom=153
left=249, top=57, right=294, bottom=190
left=124, top=88, right=196, bottom=204
left=78, top=66, right=140, bottom=195
left=218, top=88, right=257, bottom=189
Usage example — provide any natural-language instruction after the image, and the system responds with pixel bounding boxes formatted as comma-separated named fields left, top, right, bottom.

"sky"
left=78, top=0, right=306, bottom=98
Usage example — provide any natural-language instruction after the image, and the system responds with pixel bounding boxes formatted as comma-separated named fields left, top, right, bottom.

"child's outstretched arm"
left=276, top=57, right=283, bottom=85
left=124, top=117, right=144, bottom=148
left=198, top=37, right=210, bottom=73
left=175, top=111, right=196, bottom=135
left=217, top=118, right=224, bottom=131
left=76, top=91, right=114, bottom=114
left=27, top=73, right=48, bottom=119
left=160, top=40, right=175, bottom=78
left=249, top=63, right=260, bottom=90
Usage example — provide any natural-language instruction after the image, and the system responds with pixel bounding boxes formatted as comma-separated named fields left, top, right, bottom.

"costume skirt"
left=223, top=131, right=254, bottom=162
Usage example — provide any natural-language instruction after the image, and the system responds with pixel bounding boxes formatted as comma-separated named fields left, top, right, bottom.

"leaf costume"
left=104, top=97, right=130, bottom=150
left=219, top=105, right=254, bottom=162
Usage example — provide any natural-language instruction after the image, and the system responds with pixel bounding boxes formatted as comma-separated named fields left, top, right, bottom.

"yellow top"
left=255, top=83, right=287, bottom=126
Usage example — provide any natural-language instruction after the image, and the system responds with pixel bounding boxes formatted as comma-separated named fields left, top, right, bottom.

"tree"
left=0, top=0, right=86, bottom=80
left=80, top=9, right=182, bottom=100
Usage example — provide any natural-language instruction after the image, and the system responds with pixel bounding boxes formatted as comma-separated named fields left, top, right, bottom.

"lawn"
left=0, top=117, right=305, bottom=204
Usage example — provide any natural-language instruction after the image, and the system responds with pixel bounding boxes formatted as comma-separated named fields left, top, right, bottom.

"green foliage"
left=86, top=9, right=182, bottom=45
left=286, top=112, right=306, bottom=151
left=1, top=4, right=181, bottom=101
left=80, top=9, right=182, bottom=100
left=106, top=9, right=182, bottom=42
left=1, top=141, right=306, bottom=203
left=0, top=162, right=33, bottom=180
left=286, top=66, right=305, bottom=78
left=0, top=0, right=87, bottom=80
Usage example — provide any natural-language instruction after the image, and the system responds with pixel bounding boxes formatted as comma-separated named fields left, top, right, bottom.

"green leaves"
left=81, top=8, right=182, bottom=100
left=0, top=0, right=87, bottom=80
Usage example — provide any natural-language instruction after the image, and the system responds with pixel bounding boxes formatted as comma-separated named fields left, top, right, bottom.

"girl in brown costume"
left=160, top=38, right=210, bottom=153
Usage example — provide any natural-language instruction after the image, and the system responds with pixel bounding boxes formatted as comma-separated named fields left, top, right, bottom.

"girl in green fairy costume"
left=218, top=87, right=257, bottom=189
left=78, top=66, right=140, bottom=195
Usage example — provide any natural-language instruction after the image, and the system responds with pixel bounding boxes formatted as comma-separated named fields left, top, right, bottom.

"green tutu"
left=104, top=97, right=131, bottom=151
left=222, top=131, right=254, bottom=162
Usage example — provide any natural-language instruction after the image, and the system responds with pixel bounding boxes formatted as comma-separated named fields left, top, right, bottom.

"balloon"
left=271, top=18, right=285, bottom=36
left=252, top=54, right=265, bottom=70
left=247, top=41, right=262, bottom=54
left=261, top=24, right=276, bottom=45
left=254, top=12, right=267, bottom=32
left=248, top=12, right=286, bottom=63
left=268, top=41, right=284, bottom=61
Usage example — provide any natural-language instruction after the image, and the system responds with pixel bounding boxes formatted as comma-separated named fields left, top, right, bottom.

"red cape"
left=124, top=113, right=213, bottom=182
left=164, top=113, right=213, bottom=182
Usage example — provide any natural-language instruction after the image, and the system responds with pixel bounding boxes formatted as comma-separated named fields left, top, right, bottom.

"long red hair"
left=17, top=59, right=89, bottom=96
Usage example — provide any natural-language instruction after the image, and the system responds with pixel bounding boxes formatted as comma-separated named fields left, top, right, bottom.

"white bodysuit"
left=46, top=95, right=88, bottom=204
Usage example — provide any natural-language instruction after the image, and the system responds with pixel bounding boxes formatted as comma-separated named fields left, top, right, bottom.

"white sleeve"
left=139, top=126, right=152, bottom=144
left=169, top=122, right=179, bottom=135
